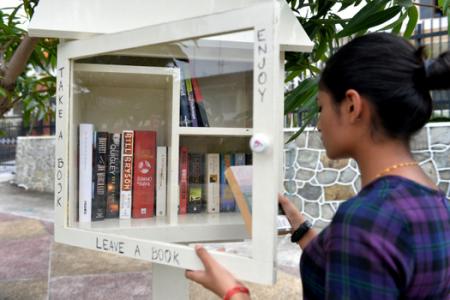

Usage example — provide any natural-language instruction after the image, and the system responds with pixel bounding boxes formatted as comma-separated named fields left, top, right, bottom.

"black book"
left=92, top=131, right=108, bottom=221
left=188, top=153, right=204, bottom=213
left=106, top=133, right=121, bottom=218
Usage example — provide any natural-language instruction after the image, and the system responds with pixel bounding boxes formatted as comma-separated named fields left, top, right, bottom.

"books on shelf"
left=78, top=123, right=94, bottom=223
left=120, top=130, right=134, bottom=219
left=106, top=133, right=121, bottom=218
left=92, top=131, right=108, bottom=221
left=188, top=153, right=204, bottom=213
left=175, top=59, right=209, bottom=128
left=132, top=131, right=157, bottom=218
left=205, top=153, right=220, bottom=213
left=179, top=146, right=189, bottom=214
left=220, top=153, right=235, bottom=212
left=156, top=146, right=167, bottom=217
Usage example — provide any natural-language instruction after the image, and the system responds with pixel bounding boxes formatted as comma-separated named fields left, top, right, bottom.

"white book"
left=156, top=146, right=167, bottom=217
left=205, top=153, right=220, bottom=213
left=78, top=123, right=94, bottom=223
left=119, top=130, right=134, bottom=219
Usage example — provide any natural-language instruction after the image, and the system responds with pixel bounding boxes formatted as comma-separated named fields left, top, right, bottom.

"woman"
left=185, top=33, right=450, bottom=299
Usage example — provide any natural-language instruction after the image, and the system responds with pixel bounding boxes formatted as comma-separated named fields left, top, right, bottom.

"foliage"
left=0, top=0, right=57, bottom=131
left=284, top=0, right=427, bottom=143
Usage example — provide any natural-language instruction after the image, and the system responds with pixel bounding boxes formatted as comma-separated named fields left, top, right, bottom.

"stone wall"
left=15, top=136, right=55, bottom=193
left=283, top=122, right=450, bottom=228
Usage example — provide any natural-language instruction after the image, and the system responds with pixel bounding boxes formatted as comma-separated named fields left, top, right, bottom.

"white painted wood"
left=153, top=264, right=189, bottom=300
left=28, top=0, right=313, bottom=52
left=52, top=1, right=313, bottom=286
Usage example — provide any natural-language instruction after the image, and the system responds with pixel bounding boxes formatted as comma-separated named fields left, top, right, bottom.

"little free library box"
left=29, top=0, right=313, bottom=289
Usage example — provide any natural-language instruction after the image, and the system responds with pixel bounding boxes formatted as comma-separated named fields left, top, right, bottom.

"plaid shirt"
left=300, top=176, right=450, bottom=299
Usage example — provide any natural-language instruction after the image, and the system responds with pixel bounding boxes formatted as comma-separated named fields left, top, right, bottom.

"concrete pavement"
left=0, top=180, right=302, bottom=299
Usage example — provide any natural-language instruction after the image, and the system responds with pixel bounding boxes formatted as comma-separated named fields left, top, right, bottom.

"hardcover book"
left=188, top=153, right=204, bottom=213
left=225, top=165, right=292, bottom=236
left=156, top=146, right=167, bottom=217
left=92, top=131, right=108, bottom=221
left=182, top=65, right=199, bottom=127
left=106, top=133, right=121, bottom=218
left=205, top=153, right=220, bottom=213
left=78, top=123, right=94, bottom=223
left=179, top=68, right=191, bottom=127
left=179, top=146, right=189, bottom=214
left=120, top=130, right=134, bottom=219
left=220, top=153, right=235, bottom=212
left=191, top=73, right=209, bottom=127
left=132, top=131, right=157, bottom=218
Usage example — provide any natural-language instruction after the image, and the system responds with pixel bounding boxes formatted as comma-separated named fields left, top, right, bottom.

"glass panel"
left=69, top=30, right=256, bottom=248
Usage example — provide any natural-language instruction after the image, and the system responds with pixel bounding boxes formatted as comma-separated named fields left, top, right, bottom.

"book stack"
left=178, top=148, right=252, bottom=215
left=78, top=124, right=167, bottom=223
left=175, top=59, right=210, bottom=128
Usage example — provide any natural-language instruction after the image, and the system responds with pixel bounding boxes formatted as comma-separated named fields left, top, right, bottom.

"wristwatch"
left=290, top=220, right=312, bottom=243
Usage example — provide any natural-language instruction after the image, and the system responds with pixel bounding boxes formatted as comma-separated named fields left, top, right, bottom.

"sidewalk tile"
left=0, top=219, right=49, bottom=241
left=49, top=272, right=151, bottom=300
left=50, top=242, right=152, bottom=277
left=0, top=279, right=47, bottom=300
left=0, top=235, right=51, bottom=281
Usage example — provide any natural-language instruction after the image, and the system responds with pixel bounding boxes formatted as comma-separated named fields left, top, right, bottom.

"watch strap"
left=290, top=220, right=312, bottom=243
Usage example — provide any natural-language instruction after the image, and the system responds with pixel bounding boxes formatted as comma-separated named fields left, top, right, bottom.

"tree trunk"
left=0, top=34, right=40, bottom=116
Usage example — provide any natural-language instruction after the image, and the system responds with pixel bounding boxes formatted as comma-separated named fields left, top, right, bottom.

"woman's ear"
left=343, top=89, right=363, bottom=123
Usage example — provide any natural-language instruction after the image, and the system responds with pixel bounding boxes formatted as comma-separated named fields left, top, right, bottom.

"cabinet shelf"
left=178, top=127, right=252, bottom=137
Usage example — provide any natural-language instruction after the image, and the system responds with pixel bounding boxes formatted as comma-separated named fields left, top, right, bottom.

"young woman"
left=185, top=33, right=450, bottom=299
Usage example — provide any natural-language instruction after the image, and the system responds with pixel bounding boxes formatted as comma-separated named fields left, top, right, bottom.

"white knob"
left=250, top=133, right=270, bottom=153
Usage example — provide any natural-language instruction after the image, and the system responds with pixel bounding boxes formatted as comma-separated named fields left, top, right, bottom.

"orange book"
left=132, top=131, right=156, bottom=218
left=179, top=146, right=189, bottom=214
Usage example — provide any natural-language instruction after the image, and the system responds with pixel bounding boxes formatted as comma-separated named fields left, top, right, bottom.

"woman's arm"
left=278, top=194, right=318, bottom=249
left=185, top=245, right=251, bottom=299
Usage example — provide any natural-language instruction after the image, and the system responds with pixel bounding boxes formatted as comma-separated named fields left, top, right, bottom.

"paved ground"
left=0, top=180, right=302, bottom=299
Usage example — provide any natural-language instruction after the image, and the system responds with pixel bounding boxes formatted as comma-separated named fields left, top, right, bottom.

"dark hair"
left=319, top=32, right=450, bottom=141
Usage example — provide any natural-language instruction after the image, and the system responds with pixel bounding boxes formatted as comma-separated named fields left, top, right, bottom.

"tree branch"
left=1, top=34, right=40, bottom=91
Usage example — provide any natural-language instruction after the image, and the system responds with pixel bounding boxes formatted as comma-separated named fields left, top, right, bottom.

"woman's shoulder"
left=332, top=175, right=448, bottom=228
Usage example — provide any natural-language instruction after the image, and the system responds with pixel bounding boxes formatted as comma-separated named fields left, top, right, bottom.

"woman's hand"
left=278, top=194, right=305, bottom=231
left=185, top=245, right=248, bottom=298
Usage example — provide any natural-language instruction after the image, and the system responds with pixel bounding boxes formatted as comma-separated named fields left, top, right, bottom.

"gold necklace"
left=376, top=161, right=418, bottom=178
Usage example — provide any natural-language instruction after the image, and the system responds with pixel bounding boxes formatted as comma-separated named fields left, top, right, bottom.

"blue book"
left=220, top=153, right=235, bottom=212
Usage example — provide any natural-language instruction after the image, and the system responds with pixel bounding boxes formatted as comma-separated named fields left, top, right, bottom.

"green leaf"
left=285, top=102, right=319, bottom=144
left=403, top=5, right=418, bottom=38
left=284, top=77, right=319, bottom=114
left=337, top=5, right=402, bottom=38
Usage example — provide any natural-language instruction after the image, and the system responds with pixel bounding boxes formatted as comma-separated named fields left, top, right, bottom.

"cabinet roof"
left=28, top=0, right=313, bottom=52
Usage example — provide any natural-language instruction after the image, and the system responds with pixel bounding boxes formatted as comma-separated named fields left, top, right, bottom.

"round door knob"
left=250, top=133, right=270, bottom=153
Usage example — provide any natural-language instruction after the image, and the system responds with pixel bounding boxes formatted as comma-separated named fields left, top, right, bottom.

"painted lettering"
left=96, top=237, right=125, bottom=254
left=151, top=247, right=180, bottom=265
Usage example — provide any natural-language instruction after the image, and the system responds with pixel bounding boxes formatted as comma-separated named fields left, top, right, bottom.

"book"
left=106, top=133, right=121, bottom=218
left=156, top=146, right=167, bottom=217
left=120, top=130, right=134, bottom=219
left=182, top=65, right=199, bottom=127
left=220, top=153, right=235, bottom=212
left=132, top=131, right=157, bottom=218
left=78, top=123, right=94, bottom=223
left=179, top=70, right=191, bottom=127
left=190, top=72, right=209, bottom=127
left=92, top=131, right=108, bottom=221
left=205, top=153, right=220, bottom=213
left=225, top=165, right=292, bottom=236
left=179, top=146, right=189, bottom=214
left=188, top=153, right=204, bottom=213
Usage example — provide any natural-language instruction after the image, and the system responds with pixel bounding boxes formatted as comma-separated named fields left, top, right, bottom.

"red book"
left=132, top=131, right=157, bottom=218
left=179, top=146, right=189, bottom=214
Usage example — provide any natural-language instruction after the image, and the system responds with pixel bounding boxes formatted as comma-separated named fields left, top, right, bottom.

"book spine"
left=92, top=131, right=108, bottom=221
left=132, top=131, right=156, bottom=218
left=188, top=153, right=204, bottom=213
left=156, top=146, right=167, bottom=217
left=120, top=130, right=134, bottom=219
left=220, top=153, right=235, bottom=212
left=234, top=153, right=246, bottom=166
left=179, top=146, right=189, bottom=214
left=106, top=133, right=121, bottom=218
left=182, top=67, right=199, bottom=127
left=191, top=75, right=209, bottom=127
left=79, top=124, right=94, bottom=223
left=179, top=73, right=192, bottom=127
left=205, top=153, right=220, bottom=213
left=245, top=153, right=252, bottom=165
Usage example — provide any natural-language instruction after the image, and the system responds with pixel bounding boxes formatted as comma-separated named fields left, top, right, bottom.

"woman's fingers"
left=194, top=245, right=216, bottom=271
left=185, top=269, right=207, bottom=284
